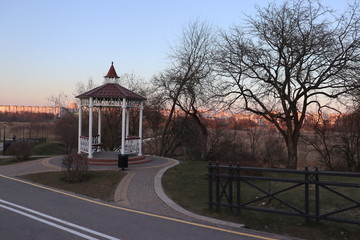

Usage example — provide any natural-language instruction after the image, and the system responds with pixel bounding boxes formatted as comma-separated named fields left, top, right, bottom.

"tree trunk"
left=286, top=137, right=298, bottom=169
left=159, top=100, right=177, bottom=156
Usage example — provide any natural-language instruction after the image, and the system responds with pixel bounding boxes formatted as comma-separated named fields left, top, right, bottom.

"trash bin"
left=118, top=154, right=128, bottom=170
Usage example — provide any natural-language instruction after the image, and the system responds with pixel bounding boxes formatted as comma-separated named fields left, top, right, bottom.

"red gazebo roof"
left=104, top=62, right=120, bottom=78
left=76, top=83, right=146, bottom=101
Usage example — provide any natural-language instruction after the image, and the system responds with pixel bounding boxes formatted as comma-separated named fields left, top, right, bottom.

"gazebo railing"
left=124, top=136, right=140, bottom=154
left=80, top=135, right=100, bottom=153
left=80, top=135, right=140, bottom=154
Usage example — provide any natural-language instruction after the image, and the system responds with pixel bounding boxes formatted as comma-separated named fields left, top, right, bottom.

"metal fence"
left=207, top=161, right=360, bottom=225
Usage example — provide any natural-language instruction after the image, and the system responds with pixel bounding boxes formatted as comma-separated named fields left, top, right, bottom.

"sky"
left=0, top=0, right=348, bottom=106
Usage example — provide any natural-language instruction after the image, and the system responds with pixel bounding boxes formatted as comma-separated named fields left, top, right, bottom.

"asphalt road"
left=0, top=174, right=279, bottom=240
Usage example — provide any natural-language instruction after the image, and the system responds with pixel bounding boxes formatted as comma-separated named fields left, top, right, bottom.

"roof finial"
left=104, top=61, right=119, bottom=79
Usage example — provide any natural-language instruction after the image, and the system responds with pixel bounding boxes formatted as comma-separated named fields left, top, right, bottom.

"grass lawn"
left=1, top=142, right=67, bottom=166
left=162, top=160, right=360, bottom=240
left=21, top=171, right=126, bottom=202
left=31, top=142, right=67, bottom=155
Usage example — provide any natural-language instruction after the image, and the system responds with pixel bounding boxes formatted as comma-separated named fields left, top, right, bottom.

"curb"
left=42, top=157, right=62, bottom=171
left=154, top=158, right=245, bottom=229
left=114, top=170, right=135, bottom=207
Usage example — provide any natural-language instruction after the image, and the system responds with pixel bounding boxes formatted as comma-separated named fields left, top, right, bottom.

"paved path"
left=0, top=155, right=301, bottom=240
left=0, top=157, right=61, bottom=176
left=116, top=157, right=183, bottom=215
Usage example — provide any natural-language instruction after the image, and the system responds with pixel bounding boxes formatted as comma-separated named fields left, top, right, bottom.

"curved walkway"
left=0, top=155, right=301, bottom=240
left=0, top=157, right=61, bottom=176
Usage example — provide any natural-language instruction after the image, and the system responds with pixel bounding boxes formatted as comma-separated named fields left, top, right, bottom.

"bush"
left=61, top=153, right=88, bottom=182
left=8, top=142, right=33, bottom=161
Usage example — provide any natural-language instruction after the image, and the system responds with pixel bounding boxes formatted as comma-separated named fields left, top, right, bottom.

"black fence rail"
left=2, top=141, right=11, bottom=153
left=17, top=137, right=47, bottom=143
left=207, top=161, right=360, bottom=225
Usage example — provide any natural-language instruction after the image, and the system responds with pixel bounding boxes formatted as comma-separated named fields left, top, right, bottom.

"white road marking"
left=0, top=199, right=120, bottom=240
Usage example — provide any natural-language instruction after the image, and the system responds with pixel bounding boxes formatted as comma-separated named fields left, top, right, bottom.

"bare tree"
left=336, top=112, right=360, bottom=172
left=246, top=126, right=263, bottom=160
left=54, top=112, right=78, bottom=153
left=75, top=78, right=97, bottom=96
left=153, top=20, right=216, bottom=157
left=48, top=91, right=78, bottom=152
left=260, top=127, right=287, bottom=168
left=204, top=119, right=246, bottom=163
left=300, top=114, right=340, bottom=170
left=217, top=0, right=360, bottom=168
left=142, top=92, right=165, bottom=155
left=48, top=91, right=70, bottom=109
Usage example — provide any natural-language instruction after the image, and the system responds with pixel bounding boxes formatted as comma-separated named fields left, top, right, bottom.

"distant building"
left=0, top=103, right=79, bottom=118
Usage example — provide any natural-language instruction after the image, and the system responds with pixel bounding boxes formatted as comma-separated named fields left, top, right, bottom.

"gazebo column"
left=138, top=101, right=144, bottom=156
left=88, top=97, right=93, bottom=158
left=126, top=108, right=130, bottom=137
left=98, top=106, right=102, bottom=146
left=78, top=105, right=82, bottom=153
left=121, top=98, right=127, bottom=155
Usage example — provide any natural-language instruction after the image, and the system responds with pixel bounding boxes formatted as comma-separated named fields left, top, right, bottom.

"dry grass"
left=20, top=171, right=126, bottom=202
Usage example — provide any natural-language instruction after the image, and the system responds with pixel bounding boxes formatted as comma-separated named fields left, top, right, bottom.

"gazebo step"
left=87, top=155, right=151, bottom=166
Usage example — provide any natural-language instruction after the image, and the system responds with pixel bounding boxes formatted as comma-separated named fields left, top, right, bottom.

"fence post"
left=208, top=161, right=213, bottom=209
left=236, top=162, right=241, bottom=214
left=215, top=161, right=220, bottom=210
left=315, top=167, right=320, bottom=223
left=304, top=167, right=309, bottom=223
left=229, top=162, right=233, bottom=210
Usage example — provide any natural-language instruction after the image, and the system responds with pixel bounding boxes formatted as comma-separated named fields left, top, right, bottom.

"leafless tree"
left=259, top=127, right=287, bottom=168
left=153, top=20, right=216, bottom=157
left=246, top=126, right=264, bottom=160
left=217, top=0, right=360, bottom=168
left=204, top=119, right=246, bottom=163
left=336, top=112, right=360, bottom=172
left=142, top=92, right=165, bottom=155
left=54, top=112, right=78, bottom=153
left=48, top=91, right=78, bottom=151
left=75, top=78, right=97, bottom=97
left=48, top=91, right=70, bottom=109
left=101, top=107, right=122, bottom=150
left=116, top=74, right=150, bottom=137
left=300, top=114, right=340, bottom=170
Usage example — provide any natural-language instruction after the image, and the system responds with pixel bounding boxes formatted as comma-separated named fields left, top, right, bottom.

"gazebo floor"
left=87, top=151, right=151, bottom=166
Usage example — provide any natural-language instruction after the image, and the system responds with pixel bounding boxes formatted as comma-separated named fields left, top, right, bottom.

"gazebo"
left=76, top=62, right=146, bottom=159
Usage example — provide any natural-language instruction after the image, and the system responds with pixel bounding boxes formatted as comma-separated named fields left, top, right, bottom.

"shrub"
left=8, top=142, right=33, bottom=161
left=61, top=153, right=88, bottom=182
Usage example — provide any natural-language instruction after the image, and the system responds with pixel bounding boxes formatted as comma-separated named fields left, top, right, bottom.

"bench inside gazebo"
left=76, top=62, right=147, bottom=165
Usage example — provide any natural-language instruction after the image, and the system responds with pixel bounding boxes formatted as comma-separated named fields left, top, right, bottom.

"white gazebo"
left=76, top=62, right=146, bottom=159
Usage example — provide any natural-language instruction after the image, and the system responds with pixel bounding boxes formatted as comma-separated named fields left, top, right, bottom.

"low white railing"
left=124, top=136, right=140, bottom=154
left=80, top=136, right=89, bottom=153
left=80, top=135, right=99, bottom=153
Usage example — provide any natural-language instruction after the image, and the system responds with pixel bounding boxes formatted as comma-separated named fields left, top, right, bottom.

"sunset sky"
left=0, top=0, right=348, bottom=106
